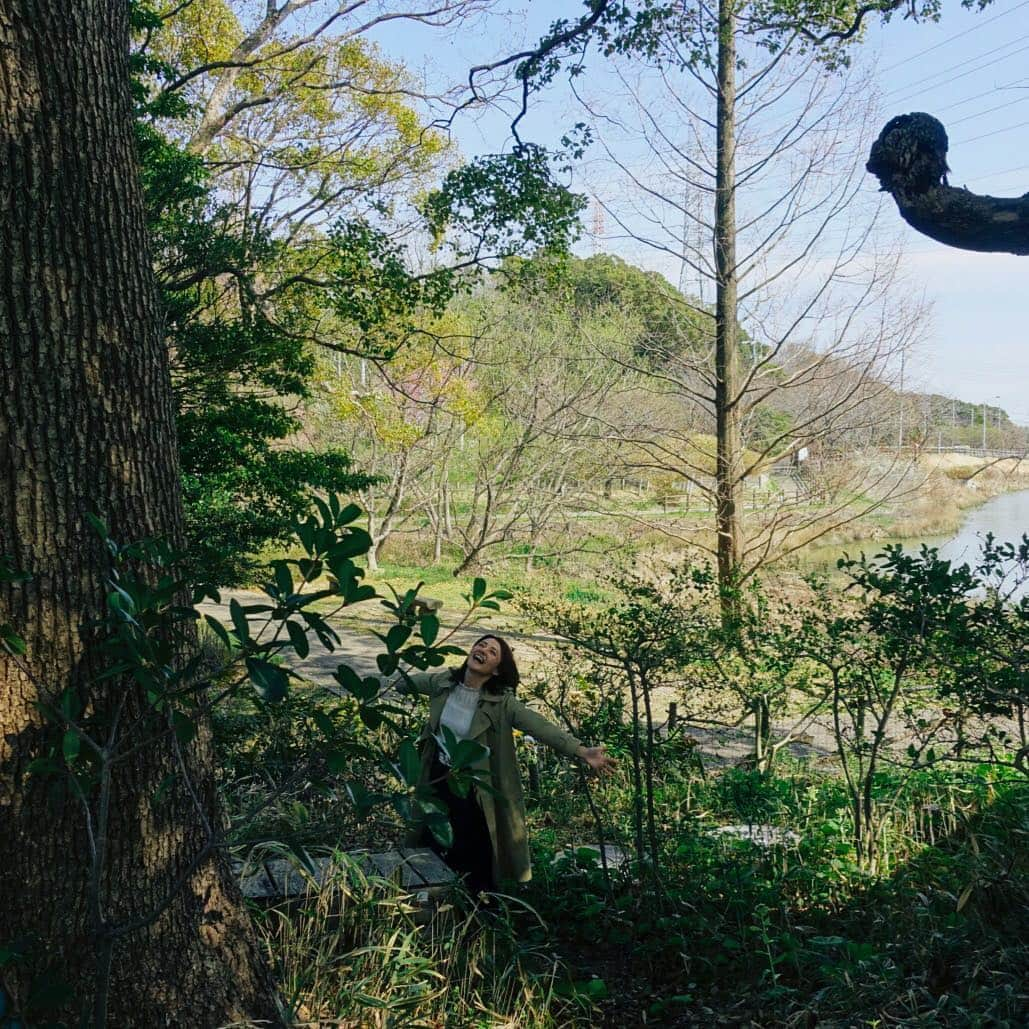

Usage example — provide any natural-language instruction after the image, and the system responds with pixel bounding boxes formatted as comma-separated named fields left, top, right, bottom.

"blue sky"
left=369, top=0, right=1029, bottom=424
left=866, top=0, right=1029, bottom=425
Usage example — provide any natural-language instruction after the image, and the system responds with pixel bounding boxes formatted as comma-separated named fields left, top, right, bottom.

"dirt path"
left=204, top=591, right=1012, bottom=770
left=197, top=588, right=564, bottom=677
left=198, top=589, right=845, bottom=766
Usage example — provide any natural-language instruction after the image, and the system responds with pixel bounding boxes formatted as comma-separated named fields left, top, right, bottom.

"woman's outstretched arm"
left=512, top=700, right=617, bottom=774
left=575, top=745, right=618, bottom=774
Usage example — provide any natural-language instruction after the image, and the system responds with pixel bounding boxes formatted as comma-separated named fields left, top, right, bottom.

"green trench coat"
left=396, top=670, right=583, bottom=884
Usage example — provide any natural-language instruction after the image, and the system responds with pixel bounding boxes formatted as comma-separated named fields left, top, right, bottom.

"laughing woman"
left=395, top=634, right=616, bottom=897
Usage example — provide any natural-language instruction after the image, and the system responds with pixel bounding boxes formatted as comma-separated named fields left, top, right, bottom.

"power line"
left=946, top=94, right=1027, bottom=128
left=883, top=35, right=1029, bottom=106
left=968, top=160, right=1029, bottom=183
left=956, top=116, right=1029, bottom=145
left=882, top=31, right=1029, bottom=100
left=879, top=0, right=1029, bottom=74
left=934, top=76, right=1029, bottom=117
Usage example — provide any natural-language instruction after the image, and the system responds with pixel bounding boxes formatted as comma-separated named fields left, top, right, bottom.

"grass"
left=214, top=679, right=1029, bottom=1026
left=520, top=753, right=1029, bottom=1027
left=253, top=851, right=585, bottom=1028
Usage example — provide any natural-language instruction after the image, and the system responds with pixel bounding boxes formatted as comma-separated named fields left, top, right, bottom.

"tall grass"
left=250, top=852, right=588, bottom=1028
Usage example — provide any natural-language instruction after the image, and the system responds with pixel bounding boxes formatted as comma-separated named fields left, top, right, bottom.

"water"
left=932, top=488, right=1029, bottom=600
left=799, top=489, right=1029, bottom=599
left=933, top=489, right=1029, bottom=568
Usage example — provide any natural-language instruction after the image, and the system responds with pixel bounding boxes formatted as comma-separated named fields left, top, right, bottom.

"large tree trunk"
left=0, top=3, right=278, bottom=1025
left=867, top=112, right=1029, bottom=256
left=714, top=0, right=743, bottom=624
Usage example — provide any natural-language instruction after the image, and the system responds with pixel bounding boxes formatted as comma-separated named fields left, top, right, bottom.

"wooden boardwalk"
left=235, top=847, right=455, bottom=904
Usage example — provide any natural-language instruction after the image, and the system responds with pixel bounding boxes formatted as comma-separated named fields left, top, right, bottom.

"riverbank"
left=801, top=453, right=1029, bottom=552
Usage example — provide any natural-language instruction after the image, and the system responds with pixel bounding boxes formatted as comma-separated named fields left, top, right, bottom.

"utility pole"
left=897, top=348, right=905, bottom=448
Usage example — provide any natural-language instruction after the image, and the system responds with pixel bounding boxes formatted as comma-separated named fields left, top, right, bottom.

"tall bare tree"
left=577, top=0, right=924, bottom=617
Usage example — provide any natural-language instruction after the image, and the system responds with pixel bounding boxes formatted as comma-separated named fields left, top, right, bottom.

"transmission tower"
left=591, top=196, right=605, bottom=255
left=677, top=149, right=707, bottom=304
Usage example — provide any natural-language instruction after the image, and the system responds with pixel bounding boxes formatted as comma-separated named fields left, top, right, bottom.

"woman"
left=395, top=634, right=616, bottom=896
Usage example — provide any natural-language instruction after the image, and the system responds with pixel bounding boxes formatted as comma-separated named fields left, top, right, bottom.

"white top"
left=436, top=683, right=480, bottom=765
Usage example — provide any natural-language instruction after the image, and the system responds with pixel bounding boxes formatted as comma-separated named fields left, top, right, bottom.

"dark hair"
left=453, top=634, right=520, bottom=695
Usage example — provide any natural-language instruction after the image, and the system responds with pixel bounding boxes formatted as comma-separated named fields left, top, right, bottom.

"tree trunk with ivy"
left=0, top=3, right=278, bottom=1025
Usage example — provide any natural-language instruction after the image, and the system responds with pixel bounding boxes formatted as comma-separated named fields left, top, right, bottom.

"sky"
left=366, top=0, right=1029, bottom=425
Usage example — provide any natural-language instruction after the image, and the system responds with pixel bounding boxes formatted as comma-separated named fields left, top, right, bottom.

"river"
left=801, top=488, right=1029, bottom=599
left=930, top=488, right=1029, bottom=600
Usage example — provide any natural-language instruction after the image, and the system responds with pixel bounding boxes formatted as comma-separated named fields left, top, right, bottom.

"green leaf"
left=333, top=663, right=362, bottom=695
left=1, top=624, right=26, bottom=655
left=345, top=780, right=377, bottom=816
left=397, top=738, right=422, bottom=787
left=297, top=558, right=322, bottom=582
left=246, top=657, right=289, bottom=702
left=581, top=979, right=608, bottom=1000
left=472, top=576, right=486, bottom=602
left=326, top=750, right=349, bottom=774
left=229, top=599, right=250, bottom=644
left=299, top=610, right=339, bottom=650
left=336, top=502, right=363, bottom=526
left=312, top=709, right=335, bottom=738
left=171, top=710, right=196, bottom=744
left=26, top=756, right=61, bottom=778
left=85, top=512, right=109, bottom=539
left=286, top=620, right=310, bottom=658
left=191, top=583, right=220, bottom=605
left=419, top=613, right=439, bottom=647
left=446, top=735, right=489, bottom=772
left=344, top=582, right=377, bottom=605
left=62, top=730, right=81, bottom=764
left=359, top=706, right=383, bottom=731
left=333, top=663, right=378, bottom=701
left=327, top=528, right=372, bottom=562
left=447, top=770, right=471, bottom=798
left=385, top=623, right=411, bottom=653
left=296, top=517, right=316, bottom=554
left=424, top=810, right=453, bottom=849
left=203, top=614, right=232, bottom=650
left=273, top=562, right=293, bottom=598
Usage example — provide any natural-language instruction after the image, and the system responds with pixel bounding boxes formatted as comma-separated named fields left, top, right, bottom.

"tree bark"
left=0, top=3, right=278, bottom=1025
left=867, top=112, right=1029, bottom=256
left=714, top=0, right=744, bottom=624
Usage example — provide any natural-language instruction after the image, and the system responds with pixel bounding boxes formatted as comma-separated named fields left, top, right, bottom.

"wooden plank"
left=367, top=849, right=424, bottom=889
left=235, top=849, right=456, bottom=902
left=261, top=855, right=335, bottom=897
left=400, top=848, right=456, bottom=887
left=235, top=861, right=280, bottom=900
left=345, top=850, right=376, bottom=878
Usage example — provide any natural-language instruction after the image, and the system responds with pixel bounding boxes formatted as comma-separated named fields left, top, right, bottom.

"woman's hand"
left=576, top=744, right=618, bottom=775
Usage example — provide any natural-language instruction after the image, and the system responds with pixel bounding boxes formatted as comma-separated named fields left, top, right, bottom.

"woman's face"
left=468, top=636, right=503, bottom=678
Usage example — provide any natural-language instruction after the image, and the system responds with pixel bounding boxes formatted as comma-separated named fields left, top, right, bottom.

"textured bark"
left=867, top=112, right=1029, bottom=256
left=714, top=0, right=743, bottom=623
left=0, top=3, right=278, bottom=1025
